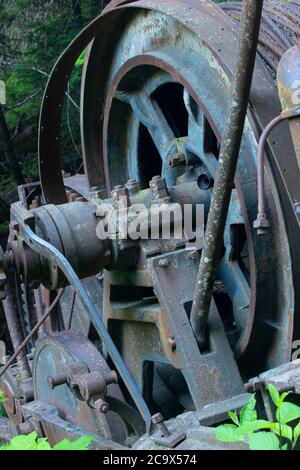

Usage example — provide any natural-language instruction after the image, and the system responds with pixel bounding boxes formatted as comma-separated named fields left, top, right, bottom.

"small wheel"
left=33, top=331, right=134, bottom=444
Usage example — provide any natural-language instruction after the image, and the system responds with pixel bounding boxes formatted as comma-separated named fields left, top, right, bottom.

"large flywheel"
left=79, top=0, right=297, bottom=375
left=1, top=0, right=300, bottom=450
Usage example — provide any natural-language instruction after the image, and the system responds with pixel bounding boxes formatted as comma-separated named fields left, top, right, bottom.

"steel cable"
left=0, top=288, right=65, bottom=378
left=66, top=289, right=77, bottom=330
left=221, top=0, right=300, bottom=73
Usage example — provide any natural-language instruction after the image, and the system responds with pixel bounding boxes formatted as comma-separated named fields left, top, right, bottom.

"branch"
left=32, top=67, right=80, bottom=111
left=3, top=88, right=44, bottom=112
left=0, top=104, right=24, bottom=185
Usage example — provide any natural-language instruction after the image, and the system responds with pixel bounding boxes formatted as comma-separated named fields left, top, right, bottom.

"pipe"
left=190, top=0, right=264, bottom=348
left=254, top=114, right=285, bottom=235
left=254, top=45, right=300, bottom=234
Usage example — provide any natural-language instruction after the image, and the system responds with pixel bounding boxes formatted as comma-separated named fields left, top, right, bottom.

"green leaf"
left=270, top=423, right=293, bottom=442
left=1, top=432, right=40, bottom=450
left=214, top=424, right=244, bottom=443
left=0, top=404, right=6, bottom=418
left=228, top=411, right=239, bottom=426
left=276, top=402, right=300, bottom=424
left=293, top=421, right=300, bottom=446
left=35, top=438, right=52, bottom=451
left=240, top=394, right=257, bottom=423
left=52, top=436, right=93, bottom=451
left=249, top=432, right=281, bottom=451
left=0, top=389, right=5, bottom=405
left=239, top=420, right=272, bottom=435
left=268, top=384, right=280, bottom=407
left=75, top=49, right=86, bottom=68
left=277, top=391, right=291, bottom=408
left=0, top=433, right=92, bottom=451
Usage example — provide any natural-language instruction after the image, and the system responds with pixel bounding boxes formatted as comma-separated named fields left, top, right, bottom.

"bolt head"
left=111, top=186, right=128, bottom=201
left=95, top=399, right=110, bottom=414
left=151, top=413, right=163, bottom=425
left=149, top=177, right=166, bottom=190
left=187, top=249, right=199, bottom=260
left=253, top=213, right=270, bottom=234
left=158, top=258, right=169, bottom=268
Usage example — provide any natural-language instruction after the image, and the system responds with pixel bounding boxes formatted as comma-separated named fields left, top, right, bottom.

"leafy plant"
left=0, top=432, right=93, bottom=451
left=214, top=384, right=300, bottom=450
left=0, top=389, right=6, bottom=418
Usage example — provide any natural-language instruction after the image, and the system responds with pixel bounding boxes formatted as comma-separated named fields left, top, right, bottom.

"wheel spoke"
left=183, top=90, right=218, bottom=178
left=217, top=191, right=250, bottom=330
left=116, top=90, right=175, bottom=162
left=218, top=259, right=250, bottom=331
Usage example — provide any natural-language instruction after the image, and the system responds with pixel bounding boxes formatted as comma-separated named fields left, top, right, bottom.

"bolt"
left=187, top=249, right=199, bottom=260
left=253, top=212, right=270, bottom=235
left=125, top=179, right=140, bottom=191
left=94, top=398, right=110, bottom=414
left=90, top=186, right=102, bottom=192
left=47, top=373, right=69, bottom=389
left=168, top=336, right=176, bottom=352
left=111, top=185, right=129, bottom=203
left=151, top=413, right=171, bottom=437
left=90, top=186, right=104, bottom=199
left=168, top=152, right=186, bottom=168
left=104, top=371, right=118, bottom=386
left=158, top=258, right=170, bottom=268
left=149, top=176, right=168, bottom=200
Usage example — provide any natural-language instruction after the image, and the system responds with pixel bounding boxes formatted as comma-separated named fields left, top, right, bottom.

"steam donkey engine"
left=0, top=0, right=300, bottom=449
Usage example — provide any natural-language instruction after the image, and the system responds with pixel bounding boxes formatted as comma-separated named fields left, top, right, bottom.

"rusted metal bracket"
left=246, top=359, right=300, bottom=394
left=148, top=248, right=246, bottom=411
left=21, top=401, right=127, bottom=450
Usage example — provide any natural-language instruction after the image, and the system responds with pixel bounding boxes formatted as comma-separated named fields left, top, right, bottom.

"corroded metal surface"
left=0, top=0, right=299, bottom=451
left=190, top=0, right=263, bottom=347
left=84, top=0, right=295, bottom=366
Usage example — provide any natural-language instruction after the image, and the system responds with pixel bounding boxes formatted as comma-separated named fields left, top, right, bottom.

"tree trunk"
left=0, top=104, right=24, bottom=186
left=72, top=0, right=82, bottom=27
left=0, top=195, right=10, bottom=224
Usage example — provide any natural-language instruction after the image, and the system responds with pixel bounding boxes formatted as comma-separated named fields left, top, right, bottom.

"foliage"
left=214, top=384, right=300, bottom=450
left=0, top=431, right=93, bottom=451
left=0, top=389, right=93, bottom=450
left=0, top=389, right=6, bottom=417
left=0, top=1, right=107, bottom=201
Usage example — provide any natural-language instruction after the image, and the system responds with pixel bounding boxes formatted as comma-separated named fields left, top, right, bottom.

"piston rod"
left=190, top=0, right=264, bottom=347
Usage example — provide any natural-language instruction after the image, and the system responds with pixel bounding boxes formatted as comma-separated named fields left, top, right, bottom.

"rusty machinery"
left=0, top=0, right=300, bottom=450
